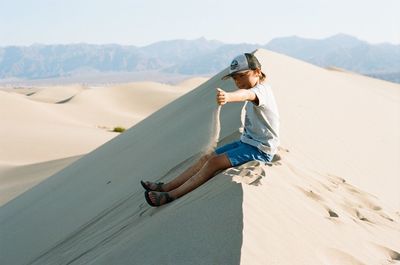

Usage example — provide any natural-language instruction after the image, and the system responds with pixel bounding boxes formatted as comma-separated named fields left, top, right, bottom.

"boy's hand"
left=216, top=88, right=229, bottom=105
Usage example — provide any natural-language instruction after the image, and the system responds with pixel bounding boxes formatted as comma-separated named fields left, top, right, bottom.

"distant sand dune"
left=0, top=81, right=194, bottom=166
left=177, top=76, right=209, bottom=89
left=0, top=81, right=196, bottom=205
left=27, top=85, right=87, bottom=103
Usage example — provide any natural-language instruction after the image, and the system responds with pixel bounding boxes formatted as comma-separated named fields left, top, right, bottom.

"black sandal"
left=140, top=180, right=165, bottom=192
left=144, top=191, right=175, bottom=207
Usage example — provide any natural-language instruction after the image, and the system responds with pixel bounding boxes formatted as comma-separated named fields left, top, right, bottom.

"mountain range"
left=0, top=34, right=399, bottom=83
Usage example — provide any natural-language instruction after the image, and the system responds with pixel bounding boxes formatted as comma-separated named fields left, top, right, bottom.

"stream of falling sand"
left=203, top=105, right=222, bottom=155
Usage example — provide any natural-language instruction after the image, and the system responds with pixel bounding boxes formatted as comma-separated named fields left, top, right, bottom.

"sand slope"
left=0, top=155, right=82, bottom=206
left=0, top=81, right=199, bottom=206
left=0, top=49, right=399, bottom=265
left=0, top=82, right=195, bottom=165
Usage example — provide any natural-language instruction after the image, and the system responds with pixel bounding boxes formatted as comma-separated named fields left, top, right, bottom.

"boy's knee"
left=207, top=153, right=231, bottom=170
left=201, top=152, right=216, bottom=162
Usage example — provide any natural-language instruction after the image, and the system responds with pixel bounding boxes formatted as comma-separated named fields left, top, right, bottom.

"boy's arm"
left=216, top=88, right=258, bottom=105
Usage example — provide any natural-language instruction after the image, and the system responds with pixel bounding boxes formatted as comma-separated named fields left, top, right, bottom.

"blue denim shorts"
left=215, top=140, right=274, bottom=167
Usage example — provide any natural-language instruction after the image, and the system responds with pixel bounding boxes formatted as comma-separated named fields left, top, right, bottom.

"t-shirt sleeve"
left=249, top=84, right=268, bottom=108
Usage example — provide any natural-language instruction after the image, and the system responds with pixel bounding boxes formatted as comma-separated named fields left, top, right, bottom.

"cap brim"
left=221, top=70, right=250, bottom=80
left=221, top=73, right=233, bottom=80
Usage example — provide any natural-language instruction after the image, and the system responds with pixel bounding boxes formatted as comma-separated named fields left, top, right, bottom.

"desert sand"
left=0, top=81, right=199, bottom=205
left=0, top=49, right=399, bottom=265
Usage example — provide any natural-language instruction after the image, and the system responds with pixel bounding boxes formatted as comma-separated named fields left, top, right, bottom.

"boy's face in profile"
left=231, top=69, right=261, bottom=90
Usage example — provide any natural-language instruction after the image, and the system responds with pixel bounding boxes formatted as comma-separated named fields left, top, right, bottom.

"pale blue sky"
left=0, top=0, right=399, bottom=46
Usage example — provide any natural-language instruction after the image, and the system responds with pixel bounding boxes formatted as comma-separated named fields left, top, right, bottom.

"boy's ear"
left=251, top=68, right=260, bottom=76
left=255, top=68, right=263, bottom=78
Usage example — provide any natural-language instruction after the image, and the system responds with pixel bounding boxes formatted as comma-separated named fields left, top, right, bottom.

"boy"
left=142, top=53, right=280, bottom=207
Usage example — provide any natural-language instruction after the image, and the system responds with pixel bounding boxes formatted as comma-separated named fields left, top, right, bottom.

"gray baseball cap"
left=222, top=53, right=265, bottom=80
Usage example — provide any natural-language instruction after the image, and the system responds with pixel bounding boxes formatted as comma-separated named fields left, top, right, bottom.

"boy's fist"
left=216, top=88, right=229, bottom=105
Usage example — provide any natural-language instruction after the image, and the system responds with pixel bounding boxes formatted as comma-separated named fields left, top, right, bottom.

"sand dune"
left=0, top=155, right=82, bottom=206
left=177, top=76, right=210, bottom=90
left=0, top=90, right=96, bottom=164
left=0, top=81, right=195, bottom=165
left=0, top=81, right=198, bottom=205
left=61, top=82, right=184, bottom=118
left=27, top=85, right=87, bottom=103
left=0, top=49, right=399, bottom=265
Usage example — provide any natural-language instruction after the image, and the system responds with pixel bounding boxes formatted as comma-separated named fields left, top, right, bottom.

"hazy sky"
left=0, top=0, right=399, bottom=46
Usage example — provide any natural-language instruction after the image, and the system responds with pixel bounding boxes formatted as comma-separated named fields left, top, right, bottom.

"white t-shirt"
left=240, top=83, right=280, bottom=156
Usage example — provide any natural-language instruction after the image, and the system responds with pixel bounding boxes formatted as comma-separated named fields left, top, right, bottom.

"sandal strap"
left=156, top=182, right=164, bottom=192
left=146, top=191, right=175, bottom=206
left=157, top=192, right=175, bottom=206
left=141, top=180, right=164, bottom=192
left=163, top=192, right=175, bottom=203
left=154, top=192, right=162, bottom=206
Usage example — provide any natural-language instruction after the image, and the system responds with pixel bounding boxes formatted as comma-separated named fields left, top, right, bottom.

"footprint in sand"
left=224, top=161, right=266, bottom=186
left=294, top=171, right=398, bottom=226
left=323, top=248, right=365, bottom=265
left=355, top=209, right=372, bottom=223
left=295, top=184, right=341, bottom=219
left=327, top=208, right=339, bottom=218
left=326, top=173, right=347, bottom=189
left=342, top=196, right=397, bottom=225
left=371, top=243, right=400, bottom=262
left=324, top=246, right=400, bottom=264
left=344, top=187, right=395, bottom=224
left=355, top=195, right=395, bottom=222
left=296, top=186, right=324, bottom=202
left=323, top=173, right=397, bottom=224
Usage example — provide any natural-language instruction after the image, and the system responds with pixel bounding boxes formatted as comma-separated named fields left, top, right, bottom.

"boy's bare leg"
left=162, top=152, right=214, bottom=191
left=145, top=152, right=215, bottom=192
left=168, top=153, right=231, bottom=199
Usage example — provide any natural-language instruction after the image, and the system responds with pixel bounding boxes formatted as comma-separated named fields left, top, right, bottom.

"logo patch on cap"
left=230, top=60, right=239, bottom=70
